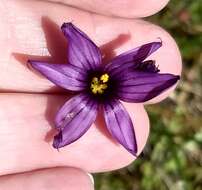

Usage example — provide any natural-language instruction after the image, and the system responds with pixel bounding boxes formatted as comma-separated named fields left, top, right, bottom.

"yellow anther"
left=100, top=74, right=109, bottom=83
left=91, top=83, right=107, bottom=94
left=91, top=77, right=99, bottom=85
left=90, top=74, right=109, bottom=94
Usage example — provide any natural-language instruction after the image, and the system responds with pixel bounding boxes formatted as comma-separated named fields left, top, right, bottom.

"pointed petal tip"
left=53, top=94, right=98, bottom=149
left=103, top=100, right=138, bottom=157
left=176, top=75, right=180, bottom=80
left=52, top=132, right=63, bottom=149
left=127, top=146, right=138, bottom=157
left=27, top=59, right=44, bottom=67
left=27, top=59, right=39, bottom=69
left=116, top=72, right=180, bottom=103
left=52, top=140, right=59, bottom=149
left=156, top=37, right=163, bottom=45
left=151, top=40, right=162, bottom=52
left=61, top=22, right=101, bottom=70
left=27, top=59, right=33, bottom=65
left=28, top=59, right=36, bottom=64
left=61, top=22, right=73, bottom=30
left=171, top=74, right=180, bottom=83
left=61, top=22, right=76, bottom=36
left=61, top=23, right=72, bottom=36
left=52, top=141, right=60, bottom=149
left=152, top=37, right=162, bottom=48
left=130, top=151, right=138, bottom=157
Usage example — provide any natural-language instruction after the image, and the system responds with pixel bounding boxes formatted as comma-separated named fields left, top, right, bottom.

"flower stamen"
left=91, top=74, right=109, bottom=94
left=100, top=74, right=109, bottom=83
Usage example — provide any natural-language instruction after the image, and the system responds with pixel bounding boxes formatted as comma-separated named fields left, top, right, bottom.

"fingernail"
left=87, top=173, right=94, bottom=185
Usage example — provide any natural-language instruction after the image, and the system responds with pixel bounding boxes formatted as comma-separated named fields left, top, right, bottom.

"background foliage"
left=94, top=0, right=202, bottom=189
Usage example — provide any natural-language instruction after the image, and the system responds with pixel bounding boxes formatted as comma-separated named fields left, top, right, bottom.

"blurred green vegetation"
left=94, top=0, right=202, bottom=189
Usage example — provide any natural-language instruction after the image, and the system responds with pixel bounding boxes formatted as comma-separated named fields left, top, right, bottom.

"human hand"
left=0, top=0, right=181, bottom=189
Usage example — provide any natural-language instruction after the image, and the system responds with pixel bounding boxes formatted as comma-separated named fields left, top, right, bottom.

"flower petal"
left=109, top=60, right=160, bottom=79
left=29, top=60, right=87, bottom=91
left=116, top=71, right=180, bottom=103
left=105, top=41, right=162, bottom=74
left=103, top=99, right=137, bottom=156
left=62, top=23, right=102, bottom=70
left=55, top=94, right=88, bottom=129
left=53, top=93, right=98, bottom=148
left=132, top=60, right=159, bottom=73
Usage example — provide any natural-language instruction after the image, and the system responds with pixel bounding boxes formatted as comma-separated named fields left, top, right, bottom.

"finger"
left=0, top=0, right=182, bottom=102
left=47, top=0, right=170, bottom=18
left=0, top=93, right=149, bottom=175
left=0, top=167, right=94, bottom=190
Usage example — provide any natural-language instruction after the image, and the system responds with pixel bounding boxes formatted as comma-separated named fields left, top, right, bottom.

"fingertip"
left=48, top=0, right=170, bottom=18
left=0, top=168, right=94, bottom=190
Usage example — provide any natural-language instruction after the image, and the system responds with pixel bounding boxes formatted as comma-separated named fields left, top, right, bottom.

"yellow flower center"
left=90, top=73, right=109, bottom=94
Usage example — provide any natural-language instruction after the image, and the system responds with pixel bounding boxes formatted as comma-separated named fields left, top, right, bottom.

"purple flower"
left=28, top=23, right=180, bottom=156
